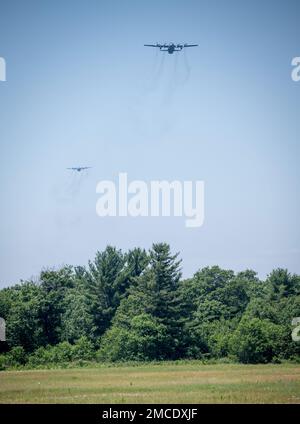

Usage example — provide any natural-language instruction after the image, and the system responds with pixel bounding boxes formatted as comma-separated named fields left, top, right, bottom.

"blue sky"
left=0, top=0, right=299, bottom=286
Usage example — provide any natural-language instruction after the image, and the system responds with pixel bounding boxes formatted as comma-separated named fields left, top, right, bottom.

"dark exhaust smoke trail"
left=151, top=47, right=159, bottom=73
left=174, top=50, right=179, bottom=84
left=156, top=51, right=166, bottom=79
left=182, top=48, right=191, bottom=84
left=165, top=49, right=193, bottom=100
left=154, top=52, right=165, bottom=81
left=51, top=170, right=88, bottom=205
left=163, top=52, right=181, bottom=105
left=65, top=171, right=88, bottom=197
left=143, top=51, right=166, bottom=94
left=150, top=52, right=166, bottom=89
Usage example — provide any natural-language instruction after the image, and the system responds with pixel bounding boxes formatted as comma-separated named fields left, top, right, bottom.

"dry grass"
left=0, top=362, right=300, bottom=403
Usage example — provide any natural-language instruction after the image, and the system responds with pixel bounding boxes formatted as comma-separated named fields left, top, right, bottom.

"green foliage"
left=132, top=243, right=183, bottom=359
left=229, top=318, right=285, bottom=363
left=27, top=338, right=95, bottom=367
left=179, top=266, right=250, bottom=322
left=5, top=346, right=27, bottom=366
left=4, top=282, right=45, bottom=352
left=97, top=313, right=168, bottom=361
left=86, top=246, right=149, bottom=338
left=39, top=266, right=75, bottom=346
left=60, top=289, right=96, bottom=344
left=27, top=343, right=72, bottom=367
left=0, top=354, right=6, bottom=370
left=0, top=244, right=299, bottom=367
left=72, top=336, right=95, bottom=361
left=266, top=268, right=300, bottom=299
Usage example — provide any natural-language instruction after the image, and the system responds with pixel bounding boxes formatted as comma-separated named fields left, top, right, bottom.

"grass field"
left=0, top=362, right=300, bottom=403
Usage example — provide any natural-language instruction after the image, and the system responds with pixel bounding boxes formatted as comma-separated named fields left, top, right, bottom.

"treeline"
left=0, top=243, right=299, bottom=368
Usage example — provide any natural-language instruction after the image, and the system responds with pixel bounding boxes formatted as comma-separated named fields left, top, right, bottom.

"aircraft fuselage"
left=161, top=44, right=182, bottom=54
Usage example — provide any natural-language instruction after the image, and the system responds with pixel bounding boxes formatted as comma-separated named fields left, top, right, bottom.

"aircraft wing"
left=67, top=167, right=91, bottom=170
left=144, top=44, right=161, bottom=48
left=184, top=44, right=198, bottom=47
